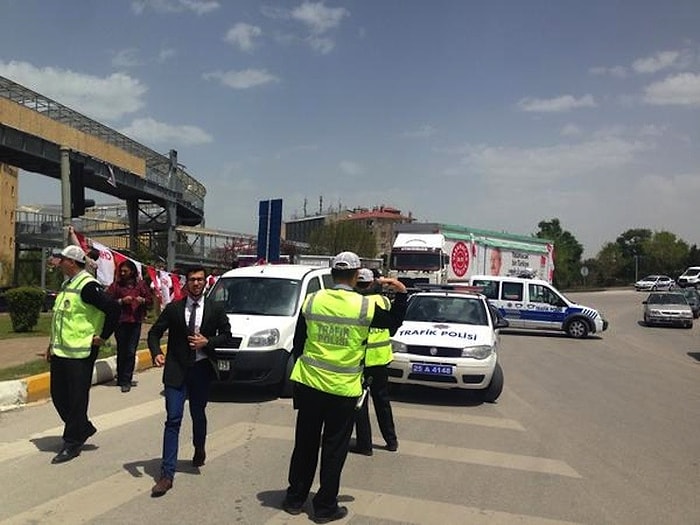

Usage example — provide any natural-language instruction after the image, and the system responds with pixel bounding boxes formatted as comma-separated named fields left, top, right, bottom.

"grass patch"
left=0, top=344, right=120, bottom=381
left=0, top=313, right=52, bottom=339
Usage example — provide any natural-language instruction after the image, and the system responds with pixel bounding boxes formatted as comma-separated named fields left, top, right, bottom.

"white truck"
left=389, top=223, right=555, bottom=286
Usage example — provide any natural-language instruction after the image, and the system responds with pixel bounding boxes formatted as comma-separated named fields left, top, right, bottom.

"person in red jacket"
left=107, top=259, right=153, bottom=392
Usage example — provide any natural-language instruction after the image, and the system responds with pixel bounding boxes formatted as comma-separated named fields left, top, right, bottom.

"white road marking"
left=392, top=406, right=526, bottom=430
left=0, top=422, right=252, bottom=525
left=263, top=487, right=582, bottom=525
left=0, top=399, right=165, bottom=463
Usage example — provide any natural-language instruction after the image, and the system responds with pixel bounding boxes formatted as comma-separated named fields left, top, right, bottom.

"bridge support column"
left=60, top=147, right=71, bottom=245
left=166, top=202, right=177, bottom=271
left=126, top=198, right=139, bottom=254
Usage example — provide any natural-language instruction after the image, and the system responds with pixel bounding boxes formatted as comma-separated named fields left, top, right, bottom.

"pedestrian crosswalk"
left=0, top=390, right=585, bottom=524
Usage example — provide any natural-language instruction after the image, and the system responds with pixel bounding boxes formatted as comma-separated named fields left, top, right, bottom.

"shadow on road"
left=389, top=384, right=486, bottom=407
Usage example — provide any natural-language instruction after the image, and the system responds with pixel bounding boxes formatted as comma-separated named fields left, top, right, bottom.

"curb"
left=0, top=348, right=155, bottom=411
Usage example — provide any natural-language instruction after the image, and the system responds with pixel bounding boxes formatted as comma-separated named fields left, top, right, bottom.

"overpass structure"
left=0, top=75, right=205, bottom=269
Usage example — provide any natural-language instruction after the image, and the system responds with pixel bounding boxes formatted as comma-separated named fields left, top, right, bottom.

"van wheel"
left=278, top=354, right=295, bottom=398
left=482, top=363, right=503, bottom=403
left=566, top=318, right=589, bottom=338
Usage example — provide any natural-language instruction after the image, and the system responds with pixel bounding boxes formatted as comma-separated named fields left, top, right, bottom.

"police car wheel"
left=482, top=363, right=503, bottom=403
left=566, top=318, right=589, bottom=338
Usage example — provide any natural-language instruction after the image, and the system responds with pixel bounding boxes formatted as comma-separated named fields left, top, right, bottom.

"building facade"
left=0, top=163, right=18, bottom=284
left=342, top=206, right=413, bottom=258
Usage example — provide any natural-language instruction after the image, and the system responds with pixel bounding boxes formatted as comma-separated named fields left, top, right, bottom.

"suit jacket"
left=148, top=297, right=232, bottom=387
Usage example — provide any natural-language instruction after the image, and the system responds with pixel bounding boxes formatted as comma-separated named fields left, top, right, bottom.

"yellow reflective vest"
left=291, top=288, right=375, bottom=397
left=365, top=295, right=392, bottom=367
left=50, top=270, right=105, bottom=359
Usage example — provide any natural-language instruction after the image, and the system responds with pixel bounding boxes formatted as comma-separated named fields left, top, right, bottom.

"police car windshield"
left=208, top=277, right=300, bottom=316
left=405, top=296, right=487, bottom=325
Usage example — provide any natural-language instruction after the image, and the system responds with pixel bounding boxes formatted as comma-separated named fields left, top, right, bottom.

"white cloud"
left=112, top=48, right=143, bottom=68
left=589, top=65, right=627, bottom=78
left=339, top=160, right=364, bottom=176
left=632, top=50, right=680, bottom=74
left=291, top=2, right=349, bottom=34
left=643, top=72, right=700, bottom=107
left=119, top=117, right=213, bottom=146
left=453, top=137, right=648, bottom=186
left=517, top=94, right=597, bottom=113
left=224, top=23, right=262, bottom=52
left=261, top=2, right=349, bottom=54
left=560, top=124, right=581, bottom=136
left=203, top=69, right=280, bottom=89
left=158, top=47, right=176, bottom=62
left=307, top=36, right=335, bottom=54
left=131, top=0, right=220, bottom=15
left=0, top=60, right=146, bottom=121
left=402, top=124, right=437, bottom=138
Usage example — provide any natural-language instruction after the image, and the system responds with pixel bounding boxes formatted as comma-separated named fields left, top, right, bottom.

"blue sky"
left=1, top=0, right=699, bottom=257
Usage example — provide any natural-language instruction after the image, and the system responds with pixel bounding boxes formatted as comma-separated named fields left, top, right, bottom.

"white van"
left=469, top=275, right=608, bottom=338
left=677, top=267, right=700, bottom=289
left=207, top=264, right=333, bottom=396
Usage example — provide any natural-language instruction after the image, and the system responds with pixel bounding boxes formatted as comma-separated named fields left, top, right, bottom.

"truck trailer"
left=389, top=223, right=554, bottom=286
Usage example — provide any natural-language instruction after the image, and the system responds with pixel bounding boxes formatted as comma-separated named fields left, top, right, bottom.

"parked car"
left=634, top=275, right=676, bottom=292
left=642, top=292, right=693, bottom=328
left=388, top=286, right=508, bottom=401
left=680, top=287, right=700, bottom=318
left=0, top=286, right=57, bottom=313
left=676, top=266, right=700, bottom=289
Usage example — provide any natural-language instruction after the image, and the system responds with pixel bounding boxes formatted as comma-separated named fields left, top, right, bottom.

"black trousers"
left=354, top=365, right=397, bottom=450
left=115, top=322, right=142, bottom=385
left=50, top=347, right=98, bottom=446
left=286, top=383, right=357, bottom=516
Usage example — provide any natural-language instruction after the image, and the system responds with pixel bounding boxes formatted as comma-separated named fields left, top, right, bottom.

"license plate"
left=218, top=360, right=230, bottom=371
left=411, top=363, right=453, bottom=376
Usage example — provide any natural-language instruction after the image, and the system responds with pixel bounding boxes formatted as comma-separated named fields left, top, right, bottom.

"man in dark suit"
left=148, top=265, right=232, bottom=497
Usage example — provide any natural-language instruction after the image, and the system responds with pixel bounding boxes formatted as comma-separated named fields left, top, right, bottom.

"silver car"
left=642, top=292, right=693, bottom=328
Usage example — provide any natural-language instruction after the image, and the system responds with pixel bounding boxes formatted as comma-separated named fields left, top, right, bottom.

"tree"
left=535, top=218, right=583, bottom=289
left=641, top=231, right=688, bottom=278
left=308, top=221, right=377, bottom=257
left=615, top=229, right=652, bottom=282
left=594, top=242, right=626, bottom=286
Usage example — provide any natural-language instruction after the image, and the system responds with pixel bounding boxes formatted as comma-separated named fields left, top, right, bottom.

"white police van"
left=207, top=264, right=333, bottom=396
left=469, top=275, right=608, bottom=338
left=388, top=287, right=508, bottom=401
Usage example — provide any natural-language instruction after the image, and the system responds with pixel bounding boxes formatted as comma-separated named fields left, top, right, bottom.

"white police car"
left=387, top=287, right=508, bottom=402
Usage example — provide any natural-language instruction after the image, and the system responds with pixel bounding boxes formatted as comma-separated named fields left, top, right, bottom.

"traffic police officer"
left=351, top=268, right=398, bottom=455
left=282, top=252, right=408, bottom=523
left=46, top=245, right=119, bottom=464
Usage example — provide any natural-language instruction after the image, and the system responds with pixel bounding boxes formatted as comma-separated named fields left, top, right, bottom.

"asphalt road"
left=0, top=289, right=698, bottom=525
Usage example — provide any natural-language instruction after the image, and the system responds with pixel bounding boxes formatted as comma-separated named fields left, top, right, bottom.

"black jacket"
left=148, top=297, right=232, bottom=387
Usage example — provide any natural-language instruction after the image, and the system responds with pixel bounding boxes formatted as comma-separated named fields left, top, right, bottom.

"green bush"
left=2, top=287, right=45, bottom=332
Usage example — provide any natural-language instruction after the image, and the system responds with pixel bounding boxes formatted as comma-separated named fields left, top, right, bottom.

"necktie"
left=188, top=301, right=199, bottom=334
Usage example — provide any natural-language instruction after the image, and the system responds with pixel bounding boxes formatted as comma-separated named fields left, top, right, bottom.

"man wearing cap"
left=45, top=245, right=119, bottom=464
left=350, top=268, right=399, bottom=456
left=282, top=251, right=408, bottom=523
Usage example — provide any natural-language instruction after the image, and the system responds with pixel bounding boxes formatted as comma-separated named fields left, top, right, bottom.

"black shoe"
left=349, top=445, right=373, bottom=456
left=120, top=384, right=131, bottom=393
left=51, top=445, right=81, bottom=464
left=386, top=441, right=398, bottom=452
left=192, top=447, right=206, bottom=467
left=282, top=499, right=304, bottom=515
left=313, top=506, right=348, bottom=524
left=80, top=423, right=97, bottom=445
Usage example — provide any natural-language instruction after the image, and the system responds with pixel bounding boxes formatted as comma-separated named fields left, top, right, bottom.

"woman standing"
left=107, top=260, right=153, bottom=392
